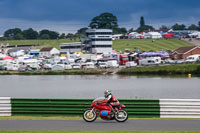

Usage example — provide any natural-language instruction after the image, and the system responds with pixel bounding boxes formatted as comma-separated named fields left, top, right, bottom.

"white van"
left=107, top=60, right=119, bottom=68
left=83, top=62, right=95, bottom=69
left=186, top=55, right=200, bottom=63
left=139, top=57, right=162, bottom=66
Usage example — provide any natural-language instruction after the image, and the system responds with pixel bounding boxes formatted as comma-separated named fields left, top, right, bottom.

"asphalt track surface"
left=0, top=119, right=200, bottom=131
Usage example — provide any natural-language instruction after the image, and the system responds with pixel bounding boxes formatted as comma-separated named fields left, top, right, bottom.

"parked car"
left=72, top=64, right=81, bottom=69
left=107, top=60, right=119, bottom=68
left=82, top=62, right=95, bottom=69
left=98, top=62, right=108, bottom=68
left=175, top=60, right=186, bottom=64
left=185, top=55, right=200, bottom=63
left=65, top=64, right=72, bottom=70
left=0, top=65, right=6, bottom=70
left=125, top=61, right=137, bottom=68
left=165, top=59, right=176, bottom=64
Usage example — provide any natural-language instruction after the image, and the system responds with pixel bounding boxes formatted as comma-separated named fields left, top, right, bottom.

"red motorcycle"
left=83, top=97, right=128, bottom=122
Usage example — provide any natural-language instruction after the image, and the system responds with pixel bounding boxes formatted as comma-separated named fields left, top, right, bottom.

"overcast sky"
left=0, top=0, right=200, bottom=34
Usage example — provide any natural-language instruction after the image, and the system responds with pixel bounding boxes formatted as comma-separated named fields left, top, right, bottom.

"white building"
left=39, top=47, right=60, bottom=58
left=85, top=29, right=112, bottom=54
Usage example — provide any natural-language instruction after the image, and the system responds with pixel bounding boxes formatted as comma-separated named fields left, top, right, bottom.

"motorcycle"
left=83, top=97, right=128, bottom=122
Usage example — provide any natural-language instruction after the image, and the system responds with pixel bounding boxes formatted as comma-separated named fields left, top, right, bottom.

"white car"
left=125, top=61, right=137, bottom=68
left=72, top=64, right=81, bottom=69
left=185, top=55, right=200, bottom=63
left=65, top=64, right=72, bottom=70
left=98, top=62, right=108, bottom=68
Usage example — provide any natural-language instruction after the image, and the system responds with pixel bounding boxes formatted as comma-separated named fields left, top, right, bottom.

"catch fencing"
left=160, top=99, right=200, bottom=118
left=0, top=97, right=199, bottom=118
left=0, top=97, right=11, bottom=116
left=11, top=98, right=160, bottom=118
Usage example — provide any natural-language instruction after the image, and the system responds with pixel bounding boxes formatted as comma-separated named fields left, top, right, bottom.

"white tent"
left=112, top=34, right=123, bottom=40
left=128, top=32, right=138, bottom=39
left=144, top=32, right=162, bottom=39
left=189, top=32, right=200, bottom=38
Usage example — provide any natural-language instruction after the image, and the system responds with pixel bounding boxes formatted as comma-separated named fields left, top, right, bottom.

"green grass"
left=0, top=69, right=107, bottom=75
left=0, top=38, right=193, bottom=51
left=113, top=39, right=193, bottom=51
left=118, top=64, right=200, bottom=76
left=0, top=39, right=78, bottom=49
left=0, top=131, right=200, bottom=133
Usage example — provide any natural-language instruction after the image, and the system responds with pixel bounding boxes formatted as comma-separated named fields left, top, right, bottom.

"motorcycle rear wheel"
left=83, top=109, right=97, bottom=122
left=115, top=110, right=128, bottom=122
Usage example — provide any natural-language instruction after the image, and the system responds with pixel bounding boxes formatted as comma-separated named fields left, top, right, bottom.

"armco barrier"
left=11, top=98, right=160, bottom=118
left=0, top=97, right=11, bottom=116
left=160, top=99, right=200, bottom=118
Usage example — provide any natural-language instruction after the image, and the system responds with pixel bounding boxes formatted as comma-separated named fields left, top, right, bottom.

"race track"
left=0, top=119, right=200, bottom=131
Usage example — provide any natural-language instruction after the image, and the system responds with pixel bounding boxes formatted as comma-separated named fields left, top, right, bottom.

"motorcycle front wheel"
left=115, top=110, right=128, bottom=122
left=83, top=109, right=97, bottom=122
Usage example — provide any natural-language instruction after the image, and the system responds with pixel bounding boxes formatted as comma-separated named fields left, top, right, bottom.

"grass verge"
left=113, top=38, right=193, bottom=52
left=118, top=64, right=200, bottom=76
left=0, top=69, right=108, bottom=75
left=0, top=38, right=193, bottom=51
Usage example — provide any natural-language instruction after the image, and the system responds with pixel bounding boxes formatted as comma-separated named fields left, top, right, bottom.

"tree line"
left=1, top=12, right=200, bottom=40
left=1, top=28, right=70, bottom=40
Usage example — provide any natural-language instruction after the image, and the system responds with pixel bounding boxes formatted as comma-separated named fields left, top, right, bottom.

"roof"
left=173, top=46, right=196, bottom=54
left=40, top=47, right=54, bottom=52
left=7, top=47, right=30, bottom=53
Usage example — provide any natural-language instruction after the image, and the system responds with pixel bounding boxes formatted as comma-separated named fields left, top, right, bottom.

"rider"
left=104, top=90, right=120, bottom=115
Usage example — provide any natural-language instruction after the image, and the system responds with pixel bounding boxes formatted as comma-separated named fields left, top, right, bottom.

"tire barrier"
left=0, top=97, right=11, bottom=116
left=160, top=99, right=200, bottom=118
left=11, top=98, right=160, bottom=118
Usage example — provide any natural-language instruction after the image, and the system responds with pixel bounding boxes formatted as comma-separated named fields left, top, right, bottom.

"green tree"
left=4, top=28, right=22, bottom=39
left=23, top=28, right=38, bottom=39
left=136, top=25, right=155, bottom=33
left=113, top=27, right=127, bottom=34
left=40, top=34, right=50, bottom=39
left=159, top=25, right=169, bottom=32
left=59, top=33, right=66, bottom=39
left=89, top=12, right=118, bottom=29
left=171, top=23, right=186, bottom=30
left=39, top=29, right=59, bottom=39
left=128, top=28, right=134, bottom=33
left=66, top=33, right=74, bottom=40
left=136, top=16, right=154, bottom=32
left=77, top=27, right=88, bottom=34
left=140, top=16, right=145, bottom=27
left=188, top=24, right=199, bottom=30
left=14, top=33, right=24, bottom=40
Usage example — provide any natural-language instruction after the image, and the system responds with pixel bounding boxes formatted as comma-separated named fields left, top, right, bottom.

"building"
left=170, top=46, right=200, bottom=60
left=60, top=42, right=84, bottom=54
left=85, top=29, right=112, bottom=54
left=39, top=47, right=60, bottom=58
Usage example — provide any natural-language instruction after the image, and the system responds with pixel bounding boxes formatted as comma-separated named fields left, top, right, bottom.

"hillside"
left=0, top=38, right=193, bottom=51
left=113, top=39, right=193, bottom=51
left=0, top=39, right=78, bottom=49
